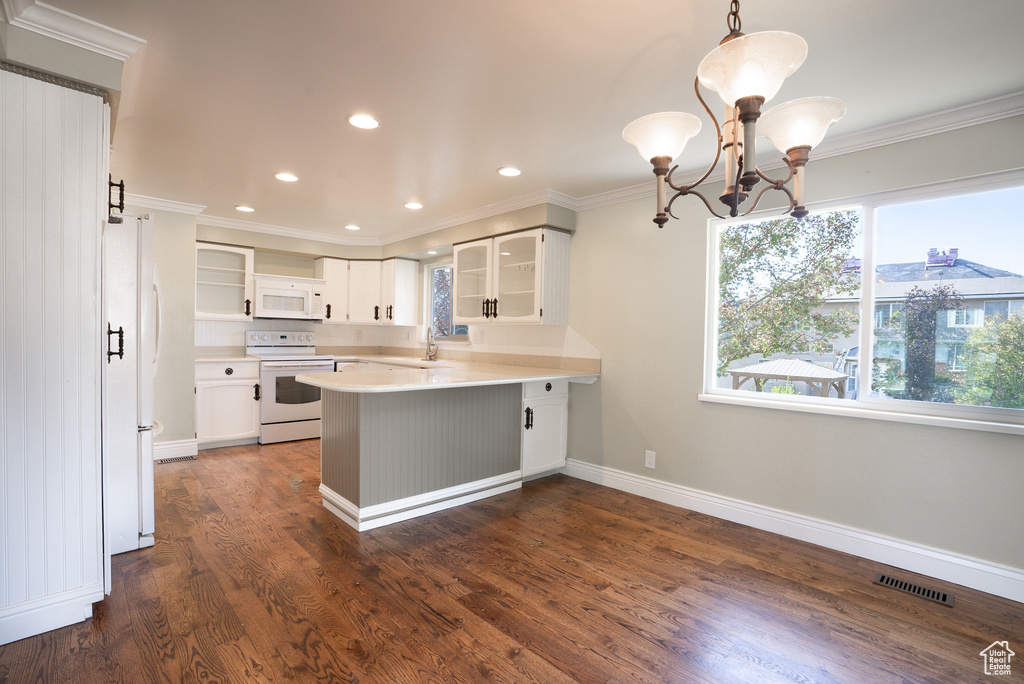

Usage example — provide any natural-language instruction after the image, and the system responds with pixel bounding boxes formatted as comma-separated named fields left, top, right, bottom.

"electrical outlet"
left=645, top=450, right=656, bottom=469
left=406, top=330, right=411, bottom=341
left=355, top=329, right=363, bottom=341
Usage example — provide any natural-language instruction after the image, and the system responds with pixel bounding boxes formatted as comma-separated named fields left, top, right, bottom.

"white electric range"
left=246, top=330, right=335, bottom=444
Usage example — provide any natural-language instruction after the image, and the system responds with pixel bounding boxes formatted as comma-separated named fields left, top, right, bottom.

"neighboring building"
left=721, top=248, right=1024, bottom=400
left=845, top=249, right=1024, bottom=397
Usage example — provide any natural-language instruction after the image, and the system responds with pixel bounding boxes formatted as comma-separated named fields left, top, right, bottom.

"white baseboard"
left=320, top=471, right=523, bottom=532
left=563, top=459, right=1024, bottom=604
left=0, top=584, right=103, bottom=646
left=153, top=439, right=198, bottom=462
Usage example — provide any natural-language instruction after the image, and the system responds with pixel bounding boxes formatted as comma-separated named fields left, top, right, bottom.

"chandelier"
left=622, top=0, right=845, bottom=226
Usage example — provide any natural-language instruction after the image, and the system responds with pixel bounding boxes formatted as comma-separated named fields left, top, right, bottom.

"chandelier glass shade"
left=622, top=1, right=845, bottom=226
left=696, top=31, right=807, bottom=107
left=758, top=96, right=847, bottom=155
left=621, top=112, right=702, bottom=163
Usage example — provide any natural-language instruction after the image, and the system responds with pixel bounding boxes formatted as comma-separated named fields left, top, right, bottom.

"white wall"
left=566, top=115, right=1024, bottom=572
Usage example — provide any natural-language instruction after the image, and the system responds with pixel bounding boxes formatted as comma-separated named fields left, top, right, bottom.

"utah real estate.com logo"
left=980, top=641, right=1014, bottom=676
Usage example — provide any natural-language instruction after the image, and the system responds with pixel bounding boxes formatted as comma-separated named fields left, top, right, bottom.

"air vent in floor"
left=156, top=455, right=197, bottom=464
left=873, top=573, right=954, bottom=607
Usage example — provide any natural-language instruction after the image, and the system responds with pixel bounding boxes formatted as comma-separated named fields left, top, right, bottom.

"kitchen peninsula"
left=297, top=362, right=598, bottom=531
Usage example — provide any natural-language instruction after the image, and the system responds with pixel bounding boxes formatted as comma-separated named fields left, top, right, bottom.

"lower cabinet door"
left=521, top=395, right=568, bottom=477
left=196, top=381, right=260, bottom=444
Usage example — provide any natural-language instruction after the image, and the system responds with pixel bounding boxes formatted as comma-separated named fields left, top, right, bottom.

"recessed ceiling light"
left=426, top=250, right=438, bottom=255
left=275, top=172, right=298, bottom=182
left=497, top=167, right=521, bottom=177
left=499, top=251, right=512, bottom=256
left=344, top=224, right=360, bottom=231
left=405, top=202, right=423, bottom=210
left=235, top=205, right=255, bottom=212
left=349, top=114, right=379, bottom=130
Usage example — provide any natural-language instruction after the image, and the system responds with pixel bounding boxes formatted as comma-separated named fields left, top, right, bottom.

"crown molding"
left=811, top=90, right=1024, bottom=162
left=197, top=214, right=381, bottom=247
left=1, top=0, right=145, bottom=61
left=124, top=193, right=206, bottom=216
left=573, top=91, right=1024, bottom=212
left=382, top=189, right=575, bottom=244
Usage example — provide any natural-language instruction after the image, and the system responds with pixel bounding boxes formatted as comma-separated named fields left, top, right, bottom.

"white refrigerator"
left=102, top=212, right=156, bottom=572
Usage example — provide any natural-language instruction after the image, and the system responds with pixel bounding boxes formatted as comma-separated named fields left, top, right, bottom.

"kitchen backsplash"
left=195, top=320, right=600, bottom=364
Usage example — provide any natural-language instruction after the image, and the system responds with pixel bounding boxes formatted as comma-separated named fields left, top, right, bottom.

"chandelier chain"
left=727, top=0, right=742, bottom=34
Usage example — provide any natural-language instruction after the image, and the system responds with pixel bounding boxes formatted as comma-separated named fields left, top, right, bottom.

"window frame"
left=700, top=169, right=1024, bottom=436
left=423, top=260, right=469, bottom=342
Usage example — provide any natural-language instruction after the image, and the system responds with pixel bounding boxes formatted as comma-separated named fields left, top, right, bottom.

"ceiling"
left=18, top=0, right=1024, bottom=244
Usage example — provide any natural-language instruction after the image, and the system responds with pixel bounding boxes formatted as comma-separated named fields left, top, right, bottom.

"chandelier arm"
left=682, top=77, right=723, bottom=192
left=666, top=187, right=727, bottom=220
left=754, top=157, right=795, bottom=186
left=741, top=182, right=796, bottom=217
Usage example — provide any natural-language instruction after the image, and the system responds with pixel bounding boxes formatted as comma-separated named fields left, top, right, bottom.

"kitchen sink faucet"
left=424, top=327, right=438, bottom=361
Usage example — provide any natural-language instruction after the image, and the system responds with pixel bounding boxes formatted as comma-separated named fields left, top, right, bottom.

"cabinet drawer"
left=196, top=360, right=259, bottom=381
left=523, top=379, right=568, bottom=399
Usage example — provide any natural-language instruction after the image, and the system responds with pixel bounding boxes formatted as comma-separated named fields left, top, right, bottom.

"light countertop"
left=297, top=360, right=598, bottom=393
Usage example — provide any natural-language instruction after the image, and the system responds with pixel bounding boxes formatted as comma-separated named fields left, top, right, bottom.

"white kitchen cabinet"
left=381, top=258, right=418, bottom=325
left=195, top=360, right=261, bottom=446
left=348, top=259, right=418, bottom=325
left=453, top=228, right=570, bottom=325
left=314, top=257, right=349, bottom=324
left=348, top=260, right=383, bottom=323
left=521, top=380, right=569, bottom=477
left=1, top=69, right=108, bottom=644
left=196, top=243, right=254, bottom=320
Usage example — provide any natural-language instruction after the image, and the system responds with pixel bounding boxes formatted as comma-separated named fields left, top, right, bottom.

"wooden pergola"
left=728, top=358, right=849, bottom=399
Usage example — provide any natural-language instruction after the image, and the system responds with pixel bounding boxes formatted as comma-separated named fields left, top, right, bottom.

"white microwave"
left=252, top=275, right=325, bottom=320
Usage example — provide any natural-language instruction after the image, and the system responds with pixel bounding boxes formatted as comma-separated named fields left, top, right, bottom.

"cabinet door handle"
left=491, top=298, right=498, bottom=318
left=525, top=406, right=534, bottom=429
left=254, top=383, right=261, bottom=401
left=387, top=305, right=393, bottom=320
left=482, top=298, right=490, bottom=318
left=374, top=305, right=380, bottom=321
left=244, top=298, right=252, bottom=316
left=106, top=323, right=124, bottom=363
left=326, top=303, right=332, bottom=320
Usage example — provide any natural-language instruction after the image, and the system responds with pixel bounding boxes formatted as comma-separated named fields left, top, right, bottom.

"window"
left=427, top=264, right=468, bottom=339
left=704, top=180, right=1024, bottom=433
left=984, top=300, right=1009, bottom=321
left=947, top=308, right=983, bottom=327
left=874, top=303, right=902, bottom=329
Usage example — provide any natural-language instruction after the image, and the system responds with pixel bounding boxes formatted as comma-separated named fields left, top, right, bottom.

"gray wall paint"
left=567, top=115, right=1024, bottom=571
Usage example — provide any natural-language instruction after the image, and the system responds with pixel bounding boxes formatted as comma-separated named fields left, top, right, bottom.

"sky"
left=873, top=185, right=1024, bottom=274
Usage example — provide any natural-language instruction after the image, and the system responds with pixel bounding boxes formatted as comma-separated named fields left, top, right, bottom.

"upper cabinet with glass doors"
left=196, top=243, right=254, bottom=320
left=452, top=228, right=570, bottom=325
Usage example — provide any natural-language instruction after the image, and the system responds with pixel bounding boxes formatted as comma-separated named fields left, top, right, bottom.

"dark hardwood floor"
left=1, top=440, right=1020, bottom=683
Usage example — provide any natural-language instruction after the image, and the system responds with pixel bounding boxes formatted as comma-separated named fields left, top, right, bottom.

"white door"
left=381, top=258, right=418, bottom=325
left=453, top=239, right=493, bottom=324
left=195, top=243, right=254, bottom=320
left=521, top=397, right=569, bottom=476
left=103, top=214, right=155, bottom=556
left=315, top=257, right=349, bottom=324
left=1, top=70, right=108, bottom=642
left=493, top=230, right=543, bottom=322
left=349, top=260, right=383, bottom=323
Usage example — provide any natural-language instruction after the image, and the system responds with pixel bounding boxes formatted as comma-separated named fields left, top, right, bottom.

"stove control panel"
left=247, top=330, right=316, bottom=347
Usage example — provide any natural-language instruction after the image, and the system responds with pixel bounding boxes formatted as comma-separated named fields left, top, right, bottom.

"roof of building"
left=876, top=259, right=1021, bottom=283
left=728, top=358, right=848, bottom=381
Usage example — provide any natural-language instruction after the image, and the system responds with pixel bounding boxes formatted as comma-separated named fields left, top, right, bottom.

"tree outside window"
left=429, top=265, right=468, bottom=339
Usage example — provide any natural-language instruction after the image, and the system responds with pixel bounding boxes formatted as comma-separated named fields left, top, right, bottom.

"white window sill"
left=698, top=391, right=1024, bottom=437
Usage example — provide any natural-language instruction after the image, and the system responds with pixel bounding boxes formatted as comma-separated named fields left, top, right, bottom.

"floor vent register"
left=157, top=455, right=198, bottom=464
left=873, top=572, right=955, bottom=607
